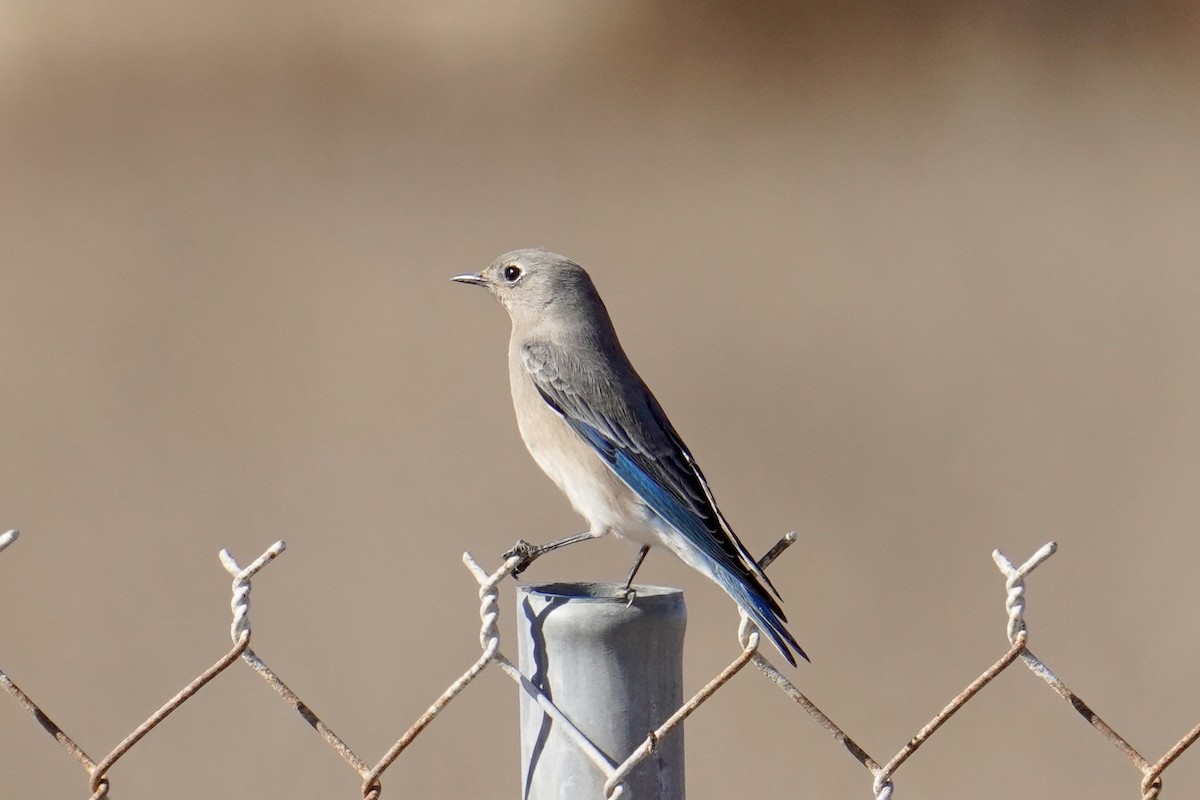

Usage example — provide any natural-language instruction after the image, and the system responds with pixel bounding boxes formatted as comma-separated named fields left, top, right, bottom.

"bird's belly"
left=511, top=374, right=660, bottom=545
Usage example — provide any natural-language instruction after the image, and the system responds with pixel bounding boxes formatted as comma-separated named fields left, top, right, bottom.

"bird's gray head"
left=452, top=249, right=601, bottom=324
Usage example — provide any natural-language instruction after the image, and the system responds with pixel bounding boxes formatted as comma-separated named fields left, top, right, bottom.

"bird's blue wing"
left=522, top=341, right=806, bottom=664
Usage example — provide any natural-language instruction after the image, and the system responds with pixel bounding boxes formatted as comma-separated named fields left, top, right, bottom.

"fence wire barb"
left=3, top=527, right=1199, bottom=799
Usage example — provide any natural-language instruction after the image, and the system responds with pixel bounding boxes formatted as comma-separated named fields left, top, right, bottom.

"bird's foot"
left=502, top=539, right=542, bottom=576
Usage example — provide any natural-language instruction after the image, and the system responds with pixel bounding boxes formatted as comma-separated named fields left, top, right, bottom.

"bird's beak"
left=451, top=273, right=487, bottom=286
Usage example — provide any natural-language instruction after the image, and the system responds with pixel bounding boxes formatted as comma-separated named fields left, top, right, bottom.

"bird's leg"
left=502, top=531, right=597, bottom=576
left=618, top=545, right=651, bottom=599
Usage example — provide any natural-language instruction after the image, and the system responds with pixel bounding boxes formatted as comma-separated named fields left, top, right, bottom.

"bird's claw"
left=502, top=538, right=540, bottom=576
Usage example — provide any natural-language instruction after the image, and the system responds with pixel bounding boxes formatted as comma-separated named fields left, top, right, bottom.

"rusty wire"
left=0, top=530, right=280, bottom=799
left=2, top=525, right=1199, bottom=799
left=739, top=541, right=1200, bottom=800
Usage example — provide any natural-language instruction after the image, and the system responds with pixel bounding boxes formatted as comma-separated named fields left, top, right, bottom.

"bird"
left=452, top=249, right=806, bottom=665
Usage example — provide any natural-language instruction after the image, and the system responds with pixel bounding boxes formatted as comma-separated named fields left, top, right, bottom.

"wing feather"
left=522, top=340, right=804, bottom=663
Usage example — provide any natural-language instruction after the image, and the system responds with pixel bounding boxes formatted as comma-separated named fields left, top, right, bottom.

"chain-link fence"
left=1, top=527, right=1196, bottom=799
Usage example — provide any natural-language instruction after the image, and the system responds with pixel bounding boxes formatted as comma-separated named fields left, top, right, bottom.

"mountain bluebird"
left=453, top=249, right=806, bottom=665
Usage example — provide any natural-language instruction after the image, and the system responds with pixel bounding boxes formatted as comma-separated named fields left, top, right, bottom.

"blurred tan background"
left=3, top=2, right=1200, bottom=798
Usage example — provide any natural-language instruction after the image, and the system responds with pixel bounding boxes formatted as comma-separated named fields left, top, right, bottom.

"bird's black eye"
left=503, top=265, right=522, bottom=283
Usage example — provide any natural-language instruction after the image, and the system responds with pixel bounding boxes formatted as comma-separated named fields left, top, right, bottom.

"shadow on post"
left=518, top=582, right=686, bottom=800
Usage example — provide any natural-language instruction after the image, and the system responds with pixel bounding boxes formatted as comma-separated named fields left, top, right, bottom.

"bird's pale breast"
left=507, top=338, right=661, bottom=546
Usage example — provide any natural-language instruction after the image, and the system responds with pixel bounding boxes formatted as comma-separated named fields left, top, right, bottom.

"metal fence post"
left=517, top=582, right=687, bottom=800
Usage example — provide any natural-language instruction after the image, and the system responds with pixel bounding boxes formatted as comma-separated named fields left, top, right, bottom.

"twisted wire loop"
left=861, top=546, right=1061, bottom=798
left=473, top=552, right=633, bottom=794
left=219, top=540, right=287, bottom=643
left=992, top=541, right=1057, bottom=644
left=358, top=552, right=522, bottom=799
left=219, top=542, right=376, bottom=787
left=993, top=545, right=1159, bottom=787
left=462, top=550, right=634, bottom=785
left=83, top=542, right=288, bottom=798
left=0, top=535, right=286, bottom=800
left=743, top=543, right=1059, bottom=800
left=992, top=544, right=1200, bottom=800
